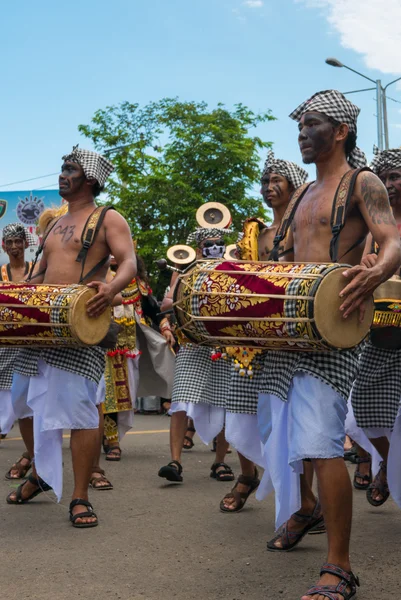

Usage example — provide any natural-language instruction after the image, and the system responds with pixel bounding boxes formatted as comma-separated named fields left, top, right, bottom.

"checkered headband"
left=186, top=227, right=232, bottom=246
left=261, top=150, right=308, bottom=189
left=289, top=90, right=367, bottom=169
left=370, top=145, right=401, bottom=175
left=62, top=145, right=115, bottom=186
left=2, top=223, right=36, bottom=247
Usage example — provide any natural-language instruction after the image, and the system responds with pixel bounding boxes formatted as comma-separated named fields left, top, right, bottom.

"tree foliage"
left=79, top=98, right=275, bottom=296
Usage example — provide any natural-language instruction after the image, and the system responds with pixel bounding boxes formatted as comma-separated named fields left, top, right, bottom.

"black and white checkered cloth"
left=370, top=146, right=401, bottom=175
left=261, top=150, right=308, bottom=190
left=14, top=346, right=105, bottom=385
left=186, top=228, right=232, bottom=246
left=62, top=145, right=115, bottom=187
left=0, top=349, right=20, bottom=390
left=258, top=348, right=360, bottom=403
left=351, top=341, right=401, bottom=429
left=289, top=90, right=367, bottom=169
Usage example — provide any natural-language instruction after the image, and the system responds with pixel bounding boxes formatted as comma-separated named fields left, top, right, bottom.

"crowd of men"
left=1, top=89, right=401, bottom=600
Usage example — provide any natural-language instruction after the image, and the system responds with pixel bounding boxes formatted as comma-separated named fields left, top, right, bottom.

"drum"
left=0, top=283, right=111, bottom=347
left=371, top=276, right=401, bottom=349
left=173, top=260, right=374, bottom=351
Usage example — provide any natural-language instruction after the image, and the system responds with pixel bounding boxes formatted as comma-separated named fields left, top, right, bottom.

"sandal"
left=6, top=473, right=52, bottom=504
left=304, top=563, right=360, bottom=599
left=105, top=446, right=122, bottom=462
left=353, top=456, right=372, bottom=490
left=5, top=451, right=32, bottom=480
left=158, top=460, right=183, bottom=482
left=210, top=462, right=235, bottom=482
left=366, top=461, right=389, bottom=507
left=89, top=468, right=113, bottom=491
left=220, top=468, right=260, bottom=513
left=183, top=427, right=196, bottom=450
left=69, top=498, right=98, bottom=528
left=267, top=500, right=324, bottom=552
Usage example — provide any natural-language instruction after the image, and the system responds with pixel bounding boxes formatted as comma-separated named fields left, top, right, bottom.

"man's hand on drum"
left=86, top=281, right=116, bottom=317
left=339, top=264, right=381, bottom=321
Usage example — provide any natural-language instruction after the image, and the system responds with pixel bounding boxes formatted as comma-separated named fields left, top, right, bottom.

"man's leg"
left=158, top=410, right=188, bottom=481
left=70, top=428, right=99, bottom=524
left=6, top=417, right=34, bottom=479
left=6, top=417, right=43, bottom=501
left=90, top=406, right=113, bottom=490
left=367, top=436, right=390, bottom=503
left=211, top=429, right=235, bottom=481
left=220, top=452, right=259, bottom=511
left=301, top=457, right=352, bottom=600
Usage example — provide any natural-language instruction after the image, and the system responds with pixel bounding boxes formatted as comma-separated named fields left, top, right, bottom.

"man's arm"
left=340, top=171, right=401, bottom=318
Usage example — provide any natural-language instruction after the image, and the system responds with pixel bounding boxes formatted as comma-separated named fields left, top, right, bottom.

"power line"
left=0, top=172, right=59, bottom=189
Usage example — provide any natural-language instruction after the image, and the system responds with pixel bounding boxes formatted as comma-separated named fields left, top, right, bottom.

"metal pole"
left=382, top=89, right=389, bottom=150
left=376, top=80, right=383, bottom=150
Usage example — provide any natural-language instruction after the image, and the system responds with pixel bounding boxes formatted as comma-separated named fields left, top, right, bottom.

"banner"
left=0, top=190, right=62, bottom=265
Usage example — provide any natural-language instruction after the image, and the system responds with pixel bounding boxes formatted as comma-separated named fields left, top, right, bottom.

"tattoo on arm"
left=53, top=224, right=76, bottom=242
left=361, top=174, right=396, bottom=226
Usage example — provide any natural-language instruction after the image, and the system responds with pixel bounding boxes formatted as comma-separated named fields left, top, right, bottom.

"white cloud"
left=244, top=0, right=264, bottom=7
left=298, top=0, right=401, bottom=75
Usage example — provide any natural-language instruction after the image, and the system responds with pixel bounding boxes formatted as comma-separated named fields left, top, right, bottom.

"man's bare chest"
left=293, top=187, right=344, bottom=233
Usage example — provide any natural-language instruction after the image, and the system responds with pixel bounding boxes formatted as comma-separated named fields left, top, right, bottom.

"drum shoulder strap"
left=0, top=264, right=8, bottom=282
left=269, top=182, right=311, bottom=261
left=26, top=216, right=62, bottom=282
left=329, top=166, right=371, bottom=262
left=76, top=205, right=115, bottom=283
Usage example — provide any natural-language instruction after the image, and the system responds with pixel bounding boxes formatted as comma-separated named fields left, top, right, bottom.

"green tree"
left=79, top=98, right=275, bottom=297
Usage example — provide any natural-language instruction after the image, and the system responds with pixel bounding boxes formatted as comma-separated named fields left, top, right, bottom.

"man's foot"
left=267, top=501, right=323, bottom=552
left=89, top=468, right=113, bottom=490
left=69, top=498, right=98, bottom=528
left=210, top=462, right=235, bottom=482
left=366, top=461, right=389, bottom=506
left=301, top=563, right=359, bottom=599
left=6, top=473, right=52, bottom=504
left=105, top=446, right=122, bottom=462
left=220, top=469, right=260, bottom=512
left=353, top=456, right=372, bottom=490
left=158, top=460, right=183, bottom=482
left=5, top=452, right=32, bottom=480
left=183, top=426, right=196, bottom=450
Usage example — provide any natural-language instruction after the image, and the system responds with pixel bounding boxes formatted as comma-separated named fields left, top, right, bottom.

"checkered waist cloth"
left=258, top=347, right=360, bottom=403
left=14, top=346, right=106, bottom=385
left=0, top=348, right=21, bottom=389
left=351, top=341, right=401, bottom=429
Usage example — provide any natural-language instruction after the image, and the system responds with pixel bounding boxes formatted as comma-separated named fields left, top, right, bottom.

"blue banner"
left=0, top=190, right=62, bottom=265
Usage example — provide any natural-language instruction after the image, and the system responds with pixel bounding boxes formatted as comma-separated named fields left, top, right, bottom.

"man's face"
left=297, top=112, right=337, bottom=164
left=197, top=236, right=226, bottom=260
left=3, top=236, right=26, bottom=260
left=260, top=172, right=293, bottom=209
left=59, top=161, right=86, bottom=198
left=379, top=168, right=401, bottom=208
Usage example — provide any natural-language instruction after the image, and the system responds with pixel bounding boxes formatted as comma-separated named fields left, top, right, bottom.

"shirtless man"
left=257, top=91, right=401, bottom=600
left=6, top=146, right=136, bottom=528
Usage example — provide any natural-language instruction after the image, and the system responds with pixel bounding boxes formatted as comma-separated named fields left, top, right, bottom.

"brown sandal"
left=267, top=501, right=324, bottom=552
left=5, top=452, right=32, bottom=480
left=220, top=469, right=260, bottom=513
left=89, top=468, right=113, bottom=491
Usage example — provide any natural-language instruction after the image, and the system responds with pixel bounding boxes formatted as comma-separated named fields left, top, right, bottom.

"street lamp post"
left=325, top=58, right=401, bottom=151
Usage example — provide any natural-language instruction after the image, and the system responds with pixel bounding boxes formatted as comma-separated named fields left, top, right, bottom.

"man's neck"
left=66, top=193, right=96, bottom=214
left=271, top=203, right=289, bottom=226
left=8, top=255, right=26, bottom=270
left=314, top=153, right=351, bottom=183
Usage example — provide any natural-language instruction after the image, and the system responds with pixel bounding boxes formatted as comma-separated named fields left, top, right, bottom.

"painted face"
left=379, top=168, right=401, bottom=208
left=3, top=236, right=26, bottom=260
left=260, top=172, right=293, bottom=209
left=297, top=112, right=337, bottom=164
left=198, top=237, right=226, bottom=259
left=59, top=161, right=86, bottom=197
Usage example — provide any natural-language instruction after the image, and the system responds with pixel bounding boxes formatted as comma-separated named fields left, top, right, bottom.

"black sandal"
left=105, top=446, right=122, bottom=462
left=353, top=456, right=372, bottom=490
left=69, top=498, right=98, bottom=528
left=5, top=451, right=32, bottom=480
left=210, top=462, right=235, bottom=482
left=267, top=500, right=324, bottom=552
left=220, top=469, right=260, bottom=513
left=6, top=473, right=52, bottom=504
left=367, top=461, right=389, bottom=507
left=89, top=468, right=113, bottom=491
left=183, top=427, right=196, bottom=450
left=304, top=563, right=360, bottom=599
left=158, top=460, right=183, bottom=482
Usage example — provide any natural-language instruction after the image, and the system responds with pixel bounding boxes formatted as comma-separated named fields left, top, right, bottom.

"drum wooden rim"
left=314, top=267, right=374, bottom=349
left=224, top=244, right=238, bottom=260
left=70, top=287, right=111, bottom=345
left=196, top=202, right=232, bottom=229
left=373, top=276, right=401, bottom=301
left=167, top=245, right=196, bottom=265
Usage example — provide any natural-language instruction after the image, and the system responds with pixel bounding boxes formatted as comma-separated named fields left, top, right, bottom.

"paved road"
left=1, top=415, right=400, bottom=600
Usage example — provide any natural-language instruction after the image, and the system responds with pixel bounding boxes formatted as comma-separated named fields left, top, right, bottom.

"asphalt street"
left=0, top=414, right=400, bottom=600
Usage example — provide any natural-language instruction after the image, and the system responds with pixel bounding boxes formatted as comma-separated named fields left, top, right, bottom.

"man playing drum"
left=346, top=147, right=401, bottom=513
left=257, top=91, right=401, bottom=600
left=6, top=146, right=136, bottom=528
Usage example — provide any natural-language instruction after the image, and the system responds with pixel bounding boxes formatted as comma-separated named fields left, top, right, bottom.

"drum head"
left=314, top=267, right=374, bottom=349
left=167, top=245, right=196, bottom=265
left=70, top=287, right=111, bottom=345
left=224, top=244, right=238, bottom=260
left=196, top=202, right=232, bottom=229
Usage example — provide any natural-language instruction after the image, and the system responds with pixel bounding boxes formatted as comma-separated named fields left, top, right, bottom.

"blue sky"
left=1, top=0, right=400, bottom=192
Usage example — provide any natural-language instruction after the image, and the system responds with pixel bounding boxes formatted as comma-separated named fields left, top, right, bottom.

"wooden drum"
left=0, top=283, right=111, bottom=347
left=173, top=260, right=374, bottom=351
